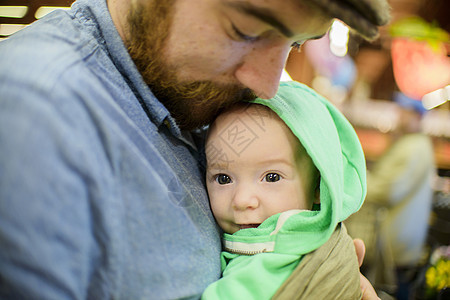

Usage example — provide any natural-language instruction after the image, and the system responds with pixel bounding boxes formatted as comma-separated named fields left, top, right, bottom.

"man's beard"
left=126, top=1, right=256, bottom=131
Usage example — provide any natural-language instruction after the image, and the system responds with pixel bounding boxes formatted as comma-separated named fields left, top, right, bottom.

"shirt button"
left=164, top=119, right=171, bottom=129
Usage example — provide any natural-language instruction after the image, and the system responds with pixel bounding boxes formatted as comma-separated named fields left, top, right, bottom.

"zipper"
left=222, top=240, right=275, bottom=255
left=224, top=247, right=270, bottom=256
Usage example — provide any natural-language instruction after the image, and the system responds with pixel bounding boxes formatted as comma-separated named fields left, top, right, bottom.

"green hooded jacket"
left=202, top=81, right=366, bottom=299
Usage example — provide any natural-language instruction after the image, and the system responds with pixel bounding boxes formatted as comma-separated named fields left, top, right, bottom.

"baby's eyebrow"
left=257, top=158, right=294, bottom=168
left=206, top=163, right=229, bottom=172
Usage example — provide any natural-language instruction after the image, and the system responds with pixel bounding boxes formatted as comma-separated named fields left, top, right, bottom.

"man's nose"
left=234, top=41, right=291, bottom=99
left=232, top=185, right=259, bottom=211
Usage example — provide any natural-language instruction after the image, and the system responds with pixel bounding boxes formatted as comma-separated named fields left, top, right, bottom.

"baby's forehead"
left=207, top=103, right=301, bottom=150
left=214, top=103, right=280, bottom=128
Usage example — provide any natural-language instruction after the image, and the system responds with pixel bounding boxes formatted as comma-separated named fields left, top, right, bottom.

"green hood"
left=223, top=81, right=366, bottom=256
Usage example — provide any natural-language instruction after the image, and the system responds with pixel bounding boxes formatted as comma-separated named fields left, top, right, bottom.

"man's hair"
left=304, top=0, right=391, bottom=40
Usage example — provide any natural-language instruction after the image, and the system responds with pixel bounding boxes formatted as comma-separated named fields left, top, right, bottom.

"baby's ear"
left=313, top=174, right=321, bottom=204
left=313, top=191, right=320, bottom=204
left=311, top=188, right=320, bottom=211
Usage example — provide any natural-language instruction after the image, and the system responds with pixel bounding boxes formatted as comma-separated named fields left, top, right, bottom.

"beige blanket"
left=273, top=224, right=362, bottom=299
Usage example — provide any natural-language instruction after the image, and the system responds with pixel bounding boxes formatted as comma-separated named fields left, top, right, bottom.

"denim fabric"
left=0, top=0, right=221, bottom=299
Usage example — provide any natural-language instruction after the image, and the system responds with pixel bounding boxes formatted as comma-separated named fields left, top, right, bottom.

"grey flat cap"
left=306, top=0, right=391, bottom=40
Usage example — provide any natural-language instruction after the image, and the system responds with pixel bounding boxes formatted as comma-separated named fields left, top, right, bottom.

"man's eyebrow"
left=226, top=1, right=294, bottom=38
left=309, top=33, right=327, bottom=40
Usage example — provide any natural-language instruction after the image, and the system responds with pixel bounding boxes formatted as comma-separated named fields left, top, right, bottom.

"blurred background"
left=1, top=0, right=449, bottom=299
left=284, top=2, right=449, bottom=299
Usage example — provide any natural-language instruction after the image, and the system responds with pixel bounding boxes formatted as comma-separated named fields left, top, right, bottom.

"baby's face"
left=206, top=104, right=310, bottom=234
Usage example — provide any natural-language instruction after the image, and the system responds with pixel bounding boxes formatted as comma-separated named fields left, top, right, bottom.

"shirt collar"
left=73, top=0, right=198, bottom=149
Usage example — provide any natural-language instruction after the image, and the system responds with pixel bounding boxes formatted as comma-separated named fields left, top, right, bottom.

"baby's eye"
left=215, top=174, right=232, bottom=185
left=265, top=173, right=281, bottom=182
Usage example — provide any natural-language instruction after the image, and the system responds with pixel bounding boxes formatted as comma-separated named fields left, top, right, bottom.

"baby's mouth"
left=239, top=224, right=260, bottom=230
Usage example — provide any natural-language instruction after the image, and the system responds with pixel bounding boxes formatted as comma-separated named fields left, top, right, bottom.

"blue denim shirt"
left=0, top=0, right=221, bottom=299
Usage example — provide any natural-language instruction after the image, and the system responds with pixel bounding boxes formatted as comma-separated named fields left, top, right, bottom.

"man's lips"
left=238, top=224, right=261, bottom=230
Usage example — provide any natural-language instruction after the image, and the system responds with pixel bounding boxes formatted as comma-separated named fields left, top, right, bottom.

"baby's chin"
left=222, top=223, right=261, bottom=234
left=238, top=224, right=261, bottom=230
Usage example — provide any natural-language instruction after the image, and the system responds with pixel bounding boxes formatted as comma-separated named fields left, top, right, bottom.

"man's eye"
left=291, top=41, right=304, bottom=52
left=232, top=23, right=259, bottom=42
left=215, top=174, right=232, bottom=185
left=265, top=173, right=281, bottom=182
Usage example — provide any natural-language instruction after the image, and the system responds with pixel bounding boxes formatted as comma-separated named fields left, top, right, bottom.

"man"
left=0, top=0, right=389, bottom=298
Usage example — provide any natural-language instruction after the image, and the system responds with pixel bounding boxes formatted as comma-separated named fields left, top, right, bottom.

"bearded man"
left=0, top=0, right=389, bottom=298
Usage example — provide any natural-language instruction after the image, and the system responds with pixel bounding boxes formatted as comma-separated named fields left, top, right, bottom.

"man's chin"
left=165, top=97, right=239, bottom=131
left=155, top=82, right=256, bottom=131
left=125, top=0, right=258, bottom=130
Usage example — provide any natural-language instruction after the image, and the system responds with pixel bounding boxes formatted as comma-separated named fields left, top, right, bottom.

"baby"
left=203, top=81, right=367, bottom=299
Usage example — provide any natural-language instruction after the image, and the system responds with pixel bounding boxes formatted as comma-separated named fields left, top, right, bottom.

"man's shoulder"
left=0, top=10, right=102, bottom=93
